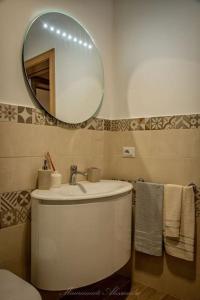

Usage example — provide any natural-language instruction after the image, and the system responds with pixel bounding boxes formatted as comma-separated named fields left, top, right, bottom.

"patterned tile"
left=17, top=190, right=31, bottom=208
left=145, top=118, right=151, bottom=130
left=0, top=104, right=18, bottom=122
left=45, top=113, right=57, bottom=126
left=110, top=120, right=119, bottom=131
left=56, top=120, right=70, bottom=129
left=162, top=116, right=176, bottom=129
left=80, top=120, right=89, bottom=129
left=18, top=106, right=33, bottom=124
left=129, top=118, right=145, bottom=131
left=104, top=119, right=111, bottom=131
left=120, top=119, right=131, bottom=131
left=33, top=108, right=46, bottom=125
left=151, top=117, right=164, bottom=130
left=0, top=209, right=19, bottom=228
left=0, top=190, right=31, bottom=228
left=18, top=208, right=31, bottom=223
left=0, top=191, right=19, bottom=212
left=58, top=118, right=87, bottom=129
left=175, top=115, right=191, bottom=129
left=189, top=114, right=200, bottom=128
left=87, top=118, right=104, bottom=130
left=111, top=119, right=130, bottom=131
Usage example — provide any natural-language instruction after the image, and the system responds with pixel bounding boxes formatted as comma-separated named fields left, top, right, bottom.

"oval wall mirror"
left=22, top=12, right=104, bottom=124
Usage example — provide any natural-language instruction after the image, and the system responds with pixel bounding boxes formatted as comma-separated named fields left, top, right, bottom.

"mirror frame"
left=22, top=11, right=104, bottom=124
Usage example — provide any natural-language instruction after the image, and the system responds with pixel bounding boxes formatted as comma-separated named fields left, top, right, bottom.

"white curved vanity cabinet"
left=31, top=180, right=132, bottom=291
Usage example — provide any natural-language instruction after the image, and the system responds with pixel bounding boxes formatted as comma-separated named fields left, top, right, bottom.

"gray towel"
left=135, top=181, right=164, bottom=256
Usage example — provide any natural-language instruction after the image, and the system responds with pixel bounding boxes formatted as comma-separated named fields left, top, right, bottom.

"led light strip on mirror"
left=43, top=23, right=93, bottom=50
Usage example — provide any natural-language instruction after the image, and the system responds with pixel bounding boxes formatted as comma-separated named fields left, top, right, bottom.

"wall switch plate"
left=122, top=146, right=136, bottom=158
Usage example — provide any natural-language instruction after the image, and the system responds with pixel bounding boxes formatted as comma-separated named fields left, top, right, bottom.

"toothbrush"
left=46, top=152, right=56, bottom=172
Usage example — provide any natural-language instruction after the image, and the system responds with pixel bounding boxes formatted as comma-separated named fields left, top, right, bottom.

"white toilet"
left=0, top=269, right=41, bottom=300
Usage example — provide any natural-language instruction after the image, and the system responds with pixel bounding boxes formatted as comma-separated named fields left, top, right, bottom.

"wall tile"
left=0, top=157, right=43, bottom=193
left=86, top=118, right=104, bottom=130
left=0, top=223, right=30, bottom=279
left=149, top=129, right=197, bottom=159
left=0, top=190, right=31, bottom=228
left=17, top=106, right=33, bottom=124
left=162, top=116, right=176, bottom=130
left=190, top=114, right=200, bottom=129
left=45, top=113, right=57, bottom=126
left=175, top=115, right=191, bottom=129
left=0, top=104, right=18, bottom=122
left=0, top=122, right=48, bottom=157
left=144, top=118, right=151, bottom=130
left=104, top=119, right=111, bottom=131
left=151, top=117, right=164, bottom=130
left=32, top=108, right=46, bottom=125
left=129, top=118, right=145, bottom=131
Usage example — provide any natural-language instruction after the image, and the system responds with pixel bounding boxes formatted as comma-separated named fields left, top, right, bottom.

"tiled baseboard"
left=0, top=102, right=200, bottom=131
left=0, top=183, right=199, bottom=229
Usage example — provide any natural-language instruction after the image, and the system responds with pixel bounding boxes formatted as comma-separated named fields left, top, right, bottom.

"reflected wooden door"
left=25, top=48, right=55, bottom=115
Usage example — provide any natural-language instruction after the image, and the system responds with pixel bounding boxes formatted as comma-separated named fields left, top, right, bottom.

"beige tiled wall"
left=0, top=123, right=104, bottom=192
left=104, top=128, right=200, bottom=300
left=0, top=121, right=104, bottom=278
left=103, top=129, right=200, bottom=185
left=1, top=118, right=200, bottom=299
left=0, top=223, right=30, bottom=280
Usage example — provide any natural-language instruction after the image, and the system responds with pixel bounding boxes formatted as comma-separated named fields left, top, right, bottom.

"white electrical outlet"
left=122, top=146, right=136, bottom=158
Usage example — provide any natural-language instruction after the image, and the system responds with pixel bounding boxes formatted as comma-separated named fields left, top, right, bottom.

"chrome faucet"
left=69, top=165, right=87, bottom=185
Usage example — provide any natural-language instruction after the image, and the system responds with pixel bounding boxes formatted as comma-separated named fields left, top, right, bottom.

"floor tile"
left=138, top=287, right=158, bottom=300
left=127, top=282, right=179, bottom=300
left=132, top=282, right=147, bottom=296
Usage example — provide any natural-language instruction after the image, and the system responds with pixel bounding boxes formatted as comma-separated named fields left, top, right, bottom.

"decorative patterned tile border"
left=0, top=190, right=31, bottom=228
left=0, top=102, right=200, bottom=131
left=0, top=183, right=199, bottom=229
left=0, top=103, right=98, bottom=130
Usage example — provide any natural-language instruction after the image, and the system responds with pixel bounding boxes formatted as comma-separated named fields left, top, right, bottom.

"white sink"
left=31, top=180, right=133, bottom=291
left=31, top=180, right=133, bottom=201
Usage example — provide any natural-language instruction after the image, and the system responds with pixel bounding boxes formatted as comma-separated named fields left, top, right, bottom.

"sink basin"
left=31, top=180, right=132, bottom=291
left=31, top=180, right=133, bottom=201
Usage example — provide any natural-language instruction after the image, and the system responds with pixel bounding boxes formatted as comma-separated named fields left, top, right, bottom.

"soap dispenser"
left=38, top=159, right=52, bottom=190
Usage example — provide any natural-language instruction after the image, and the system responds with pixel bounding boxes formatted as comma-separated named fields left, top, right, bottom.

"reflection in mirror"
left=23, top=12, right=104, bottom=124
left=25, top=48, right=55, bottom=114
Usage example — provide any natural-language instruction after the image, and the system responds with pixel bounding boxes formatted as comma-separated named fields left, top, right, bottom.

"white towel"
left=164, top=184, right=182, bottom=238
left=135, top=182, right=164, bottom=256
left=164, top=186, right=195, bottom=261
